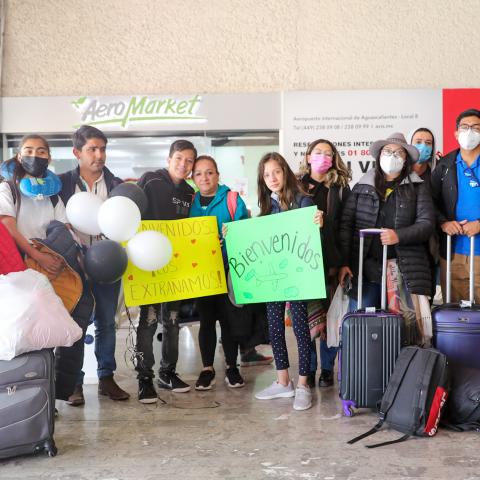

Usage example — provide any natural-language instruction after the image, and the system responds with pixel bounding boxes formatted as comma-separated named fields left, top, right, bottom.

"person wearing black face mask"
left=0, top=134, right=67, bottom=275
left=20, top=154, right=50, bottom=178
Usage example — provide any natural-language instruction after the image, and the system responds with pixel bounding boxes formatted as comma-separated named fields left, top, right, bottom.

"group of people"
left=0, top=107, right=479, bottom=412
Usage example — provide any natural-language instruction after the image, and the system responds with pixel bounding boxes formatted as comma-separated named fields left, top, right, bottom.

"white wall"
left=1, top=0, right=479, bottom=97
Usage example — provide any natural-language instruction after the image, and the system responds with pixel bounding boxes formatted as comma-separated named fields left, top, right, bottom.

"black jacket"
left=430, top=149, right=464, bottom=259
left=339, top=169, right=435, bottom=296
left=300, top=175, right=351, bottom=270
left=58, top=166, right=122, bottom=205
left=137, top=169, right=194, bottom=220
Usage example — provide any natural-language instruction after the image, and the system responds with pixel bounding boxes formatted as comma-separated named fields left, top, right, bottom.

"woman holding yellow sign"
left=190, top=155, right=249, bottom=391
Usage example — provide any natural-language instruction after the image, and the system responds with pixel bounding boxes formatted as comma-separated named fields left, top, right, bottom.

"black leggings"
left=197, top=294, right=239, bottom=368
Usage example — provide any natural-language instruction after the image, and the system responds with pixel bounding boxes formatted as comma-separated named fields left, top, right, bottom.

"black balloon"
left=109, top=183, right=148, bottom=215
left=84, top=240, right=128, bottom=284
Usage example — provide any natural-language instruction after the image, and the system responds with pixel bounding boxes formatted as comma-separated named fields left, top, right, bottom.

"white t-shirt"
left=73, top=172, right=108, bottom=247
left=0, top=182, right=68, bottom=241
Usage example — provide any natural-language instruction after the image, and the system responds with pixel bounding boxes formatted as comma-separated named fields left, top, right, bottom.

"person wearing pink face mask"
left=300, top=139, right=351, bottom=389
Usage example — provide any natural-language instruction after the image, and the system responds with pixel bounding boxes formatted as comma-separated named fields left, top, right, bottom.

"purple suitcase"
left=339, top=229, right=405, bottom=417
left=432, top=235, right=480, bottom=369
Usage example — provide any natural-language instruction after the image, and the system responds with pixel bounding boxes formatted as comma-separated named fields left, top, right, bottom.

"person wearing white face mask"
left=338, top=133, right=435, bottom=344
left=431, top=109, right=480, bottom=303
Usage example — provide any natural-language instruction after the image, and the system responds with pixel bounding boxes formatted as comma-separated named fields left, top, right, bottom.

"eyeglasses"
left=458, top=124, right=480, bottom=134
left=381, top=148, right=406, bottom=159
left=463, top=167, right=480, bottom=188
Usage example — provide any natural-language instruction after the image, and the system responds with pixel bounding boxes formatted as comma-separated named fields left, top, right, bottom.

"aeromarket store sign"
left=71, top=94, right=205, bottom=128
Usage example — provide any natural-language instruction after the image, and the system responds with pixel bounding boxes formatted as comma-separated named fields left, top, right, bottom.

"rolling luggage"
left=340, top=228, right=406, bottom=416
left=0, top=349, right=57, bottom=459
left=432, top=235, right=480, bottom=369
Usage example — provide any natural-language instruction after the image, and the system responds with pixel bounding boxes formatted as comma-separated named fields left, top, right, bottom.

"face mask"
left=380, top=154, right=404, bottom=175
left=458, top=129, right=480, bottom=151
left=310, top=154, right=333, bottom=174
left=414, top=143, right=433, bottom=164
left=20, top=156, right=49, bottom=177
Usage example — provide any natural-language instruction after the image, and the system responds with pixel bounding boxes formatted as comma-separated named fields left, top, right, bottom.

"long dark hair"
left=374, top=145, right=413, bottom=200
left=303, top=138, right=351, bottom=187
left=257, top=152, right=308, bottom=216
left=411, top=127, right=437, bottom=169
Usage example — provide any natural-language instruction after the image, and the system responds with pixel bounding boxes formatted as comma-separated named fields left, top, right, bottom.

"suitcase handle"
left=446, top=235, right=476, bottom=304
left=358, top=229, right=388, bottom=311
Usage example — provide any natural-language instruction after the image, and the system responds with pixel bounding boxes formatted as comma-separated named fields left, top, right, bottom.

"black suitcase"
left=339, top=228, right=406, bottom=416
left=432, top=235, right=480, bottom=369
left=0, top=349, right=57, bottom=459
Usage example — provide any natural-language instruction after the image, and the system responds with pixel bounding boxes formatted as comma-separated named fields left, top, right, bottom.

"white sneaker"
left=293, top=385, right=312, bottom=411
left=255, top=381, right=295, bottom=400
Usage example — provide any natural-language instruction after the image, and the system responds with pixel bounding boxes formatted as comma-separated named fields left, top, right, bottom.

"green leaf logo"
left=71, top=96, right=87, bottom=109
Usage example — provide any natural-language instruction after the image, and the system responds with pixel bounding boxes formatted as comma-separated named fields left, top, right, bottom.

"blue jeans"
left=347, top=280, right=381, bottom=312
left=310, top=339, right=338, bottom=373
left=78, top=280, right=121, bottom=382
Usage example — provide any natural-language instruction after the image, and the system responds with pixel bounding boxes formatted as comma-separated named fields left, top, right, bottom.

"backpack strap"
left=227, top=191, right=238, bottom=221
left=348, top=347, right=419, bottom=445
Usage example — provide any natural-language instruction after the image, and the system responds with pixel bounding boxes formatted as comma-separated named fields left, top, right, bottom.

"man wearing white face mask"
left=431, top=109, right=480, bottom=303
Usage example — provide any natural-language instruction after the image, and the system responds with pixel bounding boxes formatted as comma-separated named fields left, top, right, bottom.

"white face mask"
left=380, top=154, right=404, bottom=175
left=458, top=129, right=480, bottom=151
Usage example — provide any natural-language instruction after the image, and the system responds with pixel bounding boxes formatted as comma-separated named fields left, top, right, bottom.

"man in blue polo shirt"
left=432, top=108, right=480, bottom=303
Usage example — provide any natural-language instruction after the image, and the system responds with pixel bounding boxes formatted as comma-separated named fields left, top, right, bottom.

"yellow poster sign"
left=122, top=217, right=227, bottom=306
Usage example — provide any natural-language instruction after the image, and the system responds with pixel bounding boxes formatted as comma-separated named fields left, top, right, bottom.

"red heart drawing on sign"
left=191, top=239, right=196, bottom=244
left=192, top=262, right=198, bottom=268
left=211, top=250, right=216, bottom=255
left=128, top=275, right=133, bottom=281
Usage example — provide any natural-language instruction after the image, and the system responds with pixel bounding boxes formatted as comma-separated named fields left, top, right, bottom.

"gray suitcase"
left=339, top=228, right=406, bottom=416
left=0, top=349, right=57, bottom=459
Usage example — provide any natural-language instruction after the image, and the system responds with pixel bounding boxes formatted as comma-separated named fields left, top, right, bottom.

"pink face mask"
left=310, top=154, right=333, bottom=174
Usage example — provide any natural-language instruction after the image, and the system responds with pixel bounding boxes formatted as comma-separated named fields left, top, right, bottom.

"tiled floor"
left=1, top=325, right=478, bottom=480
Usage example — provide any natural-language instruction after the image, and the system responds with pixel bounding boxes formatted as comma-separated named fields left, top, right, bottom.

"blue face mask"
left=414, top=143, right=432, bottom=164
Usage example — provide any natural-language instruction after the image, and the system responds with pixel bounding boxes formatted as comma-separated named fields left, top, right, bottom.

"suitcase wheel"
left=44, top=440, right=57, bottom=457
left=341, top=399, right=356, bottom=417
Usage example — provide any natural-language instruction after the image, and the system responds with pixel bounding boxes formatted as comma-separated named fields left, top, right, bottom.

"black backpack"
left=442, top=364, right=480, bottom=432
left=348, top=346, right=449, bottom=448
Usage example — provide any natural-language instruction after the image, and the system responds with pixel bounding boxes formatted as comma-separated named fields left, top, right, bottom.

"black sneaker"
left=318, top=370, right=334, bottom=388
left=306, top=372, right=316, bottom=389
left=138, top=377, right=158, bottom=404
left=195, top=369, right=216, bottom=391
left=157, top=371, right=191, bottom=393
left=225, top=367, right=245, bottom=388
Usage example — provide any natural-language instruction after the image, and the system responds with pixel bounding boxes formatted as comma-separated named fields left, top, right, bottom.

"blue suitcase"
left=432, top=235, right=480, bottom=369
left=339, top=229, right=406, bottom=416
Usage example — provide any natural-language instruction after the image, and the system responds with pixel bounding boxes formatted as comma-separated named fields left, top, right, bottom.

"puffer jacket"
left=339, top=169, right=435, bottom=296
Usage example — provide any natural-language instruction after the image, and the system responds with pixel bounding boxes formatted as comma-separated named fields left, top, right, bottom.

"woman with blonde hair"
left=300, top=139, right=351, bottom=389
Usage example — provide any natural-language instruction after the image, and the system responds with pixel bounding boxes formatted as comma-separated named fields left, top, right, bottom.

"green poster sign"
left=225, top=206, right=326, bottom=304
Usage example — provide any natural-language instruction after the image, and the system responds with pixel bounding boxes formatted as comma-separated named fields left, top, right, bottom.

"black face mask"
left=20, top=156, right=49, bottom=177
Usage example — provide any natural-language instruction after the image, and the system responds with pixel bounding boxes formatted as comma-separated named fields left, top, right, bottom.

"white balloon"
left=66, top=191, right=103, bottom=235
left=97, top=196, right=141, bottom=242
left=126, top=231, right=173, bottom=271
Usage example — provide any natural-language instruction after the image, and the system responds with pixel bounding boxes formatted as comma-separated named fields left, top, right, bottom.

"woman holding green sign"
left=190, top=155, right=249, bottom=391
left=253, top=152, right=323, bottom=411
left=300, top=139, right=351, bottom=390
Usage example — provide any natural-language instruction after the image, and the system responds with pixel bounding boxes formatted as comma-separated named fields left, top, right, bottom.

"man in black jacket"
left=59, top=125, right=129, bottom=406
left=135, top=140, right=196, bottom=403
left=431, top=109, right=480, bottom=303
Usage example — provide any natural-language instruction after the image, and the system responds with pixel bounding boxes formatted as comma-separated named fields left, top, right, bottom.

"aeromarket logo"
left=71, top=95, right=205, bottom=128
